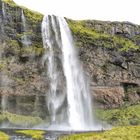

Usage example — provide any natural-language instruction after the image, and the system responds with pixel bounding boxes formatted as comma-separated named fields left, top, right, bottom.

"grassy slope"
left=0, top=130, right=45, bottom=140
left=96, top=104, right=140, bottom=126
left=2, top=0, right=43, bottom=22
left=60, top=105, right=140, bottom=140
left=1, top=0, right=44, bottom=55
left=67, top=19, right=139, bottom=52
left=16, top=130, right=45, bottom=140
left=60, top=126, right=140, bottom=140
left=0, top=131, right=10, bottom=140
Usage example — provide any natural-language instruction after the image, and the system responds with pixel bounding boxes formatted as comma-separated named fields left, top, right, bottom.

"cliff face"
left=0, top=0, right=48, bottom=118
left=0, top=0, right=140, bottom=121
left=68, top=19, right=140, bottom=108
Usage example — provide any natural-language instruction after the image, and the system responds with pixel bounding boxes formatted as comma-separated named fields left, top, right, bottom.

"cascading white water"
left=1, top=2, right=6, bottom=34
left=21, top=10, right=31, bottom=46
left=42, top=16, right=66, bottom=124
left=42, top=15, right=100, bottom=130
left=2, top=2, right=6, bottom=19
left=0, top=73, right=11, bottom=111
left=1, top=95, right=8, bottom=111
left=58, top=17, right=94, bottom=130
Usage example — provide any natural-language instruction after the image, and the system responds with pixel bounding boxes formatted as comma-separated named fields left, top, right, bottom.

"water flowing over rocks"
left=42, top=15, right=99, bottom=130
left=0, top=0, right=140, bottom=127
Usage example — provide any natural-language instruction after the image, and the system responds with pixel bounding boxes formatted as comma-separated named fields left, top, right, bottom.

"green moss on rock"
left=2, top=0, right=43, bottom=23
left=23, top=9, right=43, bottom=24
left=21, top=46, right=44, bottom=57
left=0, top=131, right=10, bottom=140
left=2, top=0, right=17, bottom=7
left=0, top=63, right=6, bottom=70
left=16, top=130, right=45, bottom=140
left=67, top=19, right=139, bottom=52
left=95, top=104, right=140, bottom=126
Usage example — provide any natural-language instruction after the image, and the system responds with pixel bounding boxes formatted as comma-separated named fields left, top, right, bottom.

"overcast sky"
left=13, top=0, right=140, bottom=24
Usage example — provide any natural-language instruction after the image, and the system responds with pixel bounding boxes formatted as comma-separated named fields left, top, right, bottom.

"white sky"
left=13, top=0, right=140, bottom=24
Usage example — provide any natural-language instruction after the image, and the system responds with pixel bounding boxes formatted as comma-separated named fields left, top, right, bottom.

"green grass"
left=21, top=46, right=45, bottom=56
left=23, top=9, right=43, bottom=23
left=2, top=0, right=17, bottom=7
left=2, top=0, right=43, bottom=23
left=16, top=130, right=45, bottom=140
left=95, top=104, right=140, bottom=126
left=0, top=131, right=10, bottom=140
left=60, top=126, right=140, bottom=140
left=67, top=19, right=139, bottom=52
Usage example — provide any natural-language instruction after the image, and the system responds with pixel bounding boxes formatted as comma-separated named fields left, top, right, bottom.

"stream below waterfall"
left=0, top=129, right=103, bottom=140
left=0, top=129, right=67, bottom=140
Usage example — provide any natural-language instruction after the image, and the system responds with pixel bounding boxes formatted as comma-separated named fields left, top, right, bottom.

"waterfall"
left=42, top=15, right=100, bottom=130
left=0, top=74, right=10, bottom=111
left=59, top=17, right=94, bottom=130
left=1, top=2, right=6, bottom=34
left=42, top=16, right=66, bottom=124
left=21, top=10, right=31, bottom=46
left=1, top=95, right=8, bottom=111
left=2, top=2, right=6, bottom=19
